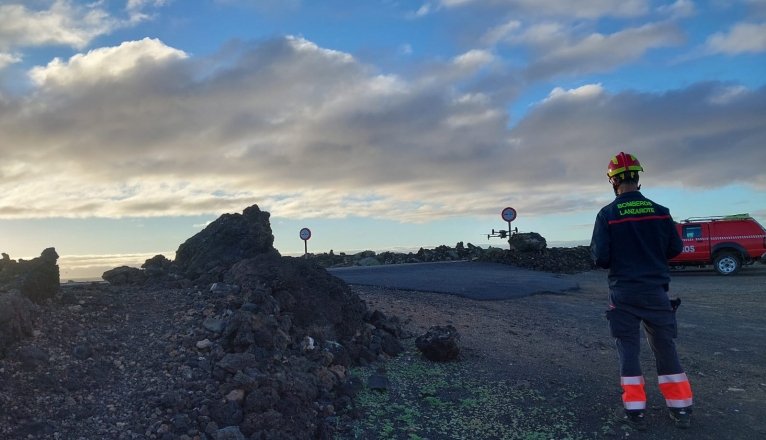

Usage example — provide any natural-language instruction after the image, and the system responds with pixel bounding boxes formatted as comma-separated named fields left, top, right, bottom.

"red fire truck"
left=670, top=214, right=766, bottom=275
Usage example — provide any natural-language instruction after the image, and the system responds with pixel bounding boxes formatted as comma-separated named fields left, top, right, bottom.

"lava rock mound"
left=174, top=205, right=276, bottom=283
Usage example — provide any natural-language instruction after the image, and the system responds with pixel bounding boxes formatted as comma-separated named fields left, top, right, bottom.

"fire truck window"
left=683, top=225, right=702, bottom=239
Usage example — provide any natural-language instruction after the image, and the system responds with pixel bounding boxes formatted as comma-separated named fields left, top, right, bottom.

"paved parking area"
left=328, top=261, right=580, bottom=300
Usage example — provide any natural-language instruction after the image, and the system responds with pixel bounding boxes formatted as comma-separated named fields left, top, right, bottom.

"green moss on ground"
left=336, top=340, right=588, bottom=440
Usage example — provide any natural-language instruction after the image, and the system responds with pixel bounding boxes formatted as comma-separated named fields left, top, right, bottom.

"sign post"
left=501, top=207, right=517, bottom=250
left=299, top=228, right=312, bottom=257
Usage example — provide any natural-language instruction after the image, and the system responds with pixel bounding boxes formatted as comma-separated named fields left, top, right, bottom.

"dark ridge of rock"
left=477, top=246, right=596, bottom=274
left=174, top=205, right=277, bottom=283
left=101, top=255, right=179, bottom=287
left=0, top=248, right=60, bottom=303
left=308, top=240, right=595, bottom=274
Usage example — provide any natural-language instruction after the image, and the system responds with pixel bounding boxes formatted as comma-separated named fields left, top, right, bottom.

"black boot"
left=614, top=407, right=647, bottom=431
left=669, top=408, right=691, bottom=429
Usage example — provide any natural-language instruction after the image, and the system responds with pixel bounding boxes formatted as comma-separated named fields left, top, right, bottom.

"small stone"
left=367, top=374, right=391, bottom=391
left=203, top=318, right=225, bottom=333
left=196, top=339, right=212, bottom=350
left=225, top=389, right=245, bottom=403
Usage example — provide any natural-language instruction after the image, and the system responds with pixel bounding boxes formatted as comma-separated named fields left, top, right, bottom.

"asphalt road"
left=327, top=261, right=580, bottom=300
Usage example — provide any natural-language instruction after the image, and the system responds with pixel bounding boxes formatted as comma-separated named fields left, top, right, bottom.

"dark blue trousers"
left=608, top=289, right=683, bottom=378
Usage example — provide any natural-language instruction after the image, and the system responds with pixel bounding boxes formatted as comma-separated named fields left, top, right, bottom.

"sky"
left=0, top=0, right=765, bottom=280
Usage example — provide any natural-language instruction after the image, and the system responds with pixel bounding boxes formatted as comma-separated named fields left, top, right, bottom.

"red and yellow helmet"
left=607, top=152, right=643, bottom=181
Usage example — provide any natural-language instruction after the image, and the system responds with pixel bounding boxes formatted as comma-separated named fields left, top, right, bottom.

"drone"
left=485, top=227, right=518, bottom=240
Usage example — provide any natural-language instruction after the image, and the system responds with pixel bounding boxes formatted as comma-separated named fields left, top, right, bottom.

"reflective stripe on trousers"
left=658, top=373, right=693, bottom=408
left=621, top=376, right=646, bottom=411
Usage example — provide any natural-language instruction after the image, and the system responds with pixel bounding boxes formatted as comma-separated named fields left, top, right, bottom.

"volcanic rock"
left=0, top=248, right=60, bottom=303
left=174, top=205, right=277, bottom=282
left=141, top=254, right=172, bottom=277
left=508, top=232, right=547, bottom=252
left=102, top=266, right=146, bottom=286
left=415, top=325, right=461, bottom=362
left=223, top=252, right=367, bottom=344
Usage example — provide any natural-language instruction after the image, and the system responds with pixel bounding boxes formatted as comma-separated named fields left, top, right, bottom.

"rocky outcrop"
left=0, top=248, right=60, bottom=303
left=174, top=205, right=277, bottom=284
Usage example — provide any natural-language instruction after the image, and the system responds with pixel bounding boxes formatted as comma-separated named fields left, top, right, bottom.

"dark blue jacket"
left=590, top=191, right=683, bottom=293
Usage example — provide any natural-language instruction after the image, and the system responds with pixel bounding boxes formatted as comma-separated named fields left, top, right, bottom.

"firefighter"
left=590, top=152, right=693, bottom=431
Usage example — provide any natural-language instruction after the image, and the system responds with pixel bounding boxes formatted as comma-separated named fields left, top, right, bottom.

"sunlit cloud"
left=0, top=0, right=160, bottom=51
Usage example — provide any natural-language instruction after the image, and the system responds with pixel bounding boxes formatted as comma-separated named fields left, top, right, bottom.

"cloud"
left=407, top=3, right=433, bottom=19
left=705, top=22, right=766, bottom=54
left=0, top=52, right=21, bottom=69
left=656, top=0, right=695, bottom=19
left=543, top=83, right=605, bottom=102
left=0, top=37, right=763, bottom=225
left=513, top=82, right=766, bottom=190
left=496, top=21, right=685, bottom=78
left=0, top=1, right=127, bottom=50
left=29, top=38, right=188, bottom=86
left=438, top=0, right=650, bottom=19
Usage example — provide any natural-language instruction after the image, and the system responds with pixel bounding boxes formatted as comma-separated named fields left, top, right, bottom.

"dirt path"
left=353, top=265, right=766, bottom=439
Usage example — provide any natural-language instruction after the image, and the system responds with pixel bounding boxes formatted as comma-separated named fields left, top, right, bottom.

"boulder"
left=102, top=266, right=146, bottom=286
left=415, top=325, right=460, bottom=362
left=508, top=232, right=547, bottom=252
left=141, top=254, right=171, bottom=278
left=174, top=205, right=277, bottom=282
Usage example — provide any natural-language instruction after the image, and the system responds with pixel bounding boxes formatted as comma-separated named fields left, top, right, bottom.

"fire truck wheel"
left=714, top=252, right=741, bottom=276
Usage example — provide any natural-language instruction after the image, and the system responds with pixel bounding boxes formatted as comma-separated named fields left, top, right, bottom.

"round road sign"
left=299, top=228, right=312, bottom=241
left=501, top=207, right=517, bottom=222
